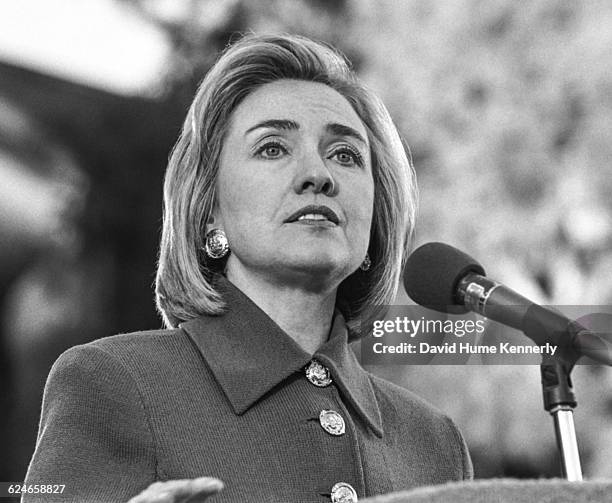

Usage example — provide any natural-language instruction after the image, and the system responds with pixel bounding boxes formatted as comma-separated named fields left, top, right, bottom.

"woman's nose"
left=292, top=153, right=337, bottom=196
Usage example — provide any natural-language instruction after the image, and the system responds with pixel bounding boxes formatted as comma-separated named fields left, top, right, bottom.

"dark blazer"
left=24, top=277, right=472, bottom=502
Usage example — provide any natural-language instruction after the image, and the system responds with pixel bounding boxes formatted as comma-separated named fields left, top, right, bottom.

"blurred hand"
left=127, top=477, right=224, bottom=503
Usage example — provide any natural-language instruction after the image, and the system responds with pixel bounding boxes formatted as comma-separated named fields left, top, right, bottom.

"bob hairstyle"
left=155, top=33, right=417, bottom=335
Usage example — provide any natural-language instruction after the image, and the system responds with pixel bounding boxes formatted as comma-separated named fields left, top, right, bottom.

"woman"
left=24, top=34, right=472, bottom=502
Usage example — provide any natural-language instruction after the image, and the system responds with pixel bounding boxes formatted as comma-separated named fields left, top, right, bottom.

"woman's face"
left=212, top=79, right=374, bottom=290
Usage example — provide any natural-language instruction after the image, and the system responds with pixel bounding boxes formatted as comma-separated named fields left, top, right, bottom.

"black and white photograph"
left=2, top=1, right=612, bottom=502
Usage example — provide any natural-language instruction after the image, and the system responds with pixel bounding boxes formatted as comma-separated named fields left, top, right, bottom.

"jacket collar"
left=179, top=276, right=383, bottom=437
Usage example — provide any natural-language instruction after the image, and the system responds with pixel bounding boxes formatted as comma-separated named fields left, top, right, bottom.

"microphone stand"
left=520, top=312, right=584, bottom=480
left=539, top=356, right=583, bottom=481
left=540, top=338, right=582, bottom=482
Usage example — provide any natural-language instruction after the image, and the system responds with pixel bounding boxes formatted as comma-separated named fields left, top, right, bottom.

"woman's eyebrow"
left=325, top=123, right=367, bottom=146
left=245, top=119, right=299, bottom=136
left=244, top=119, right=367, bottom=146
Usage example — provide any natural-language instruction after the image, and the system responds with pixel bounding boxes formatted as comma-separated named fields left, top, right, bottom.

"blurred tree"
left=118, top=0, right=360, bottom=97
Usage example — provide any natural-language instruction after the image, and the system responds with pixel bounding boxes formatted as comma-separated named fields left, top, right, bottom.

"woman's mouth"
left=284, top=205, right=340, bottom=226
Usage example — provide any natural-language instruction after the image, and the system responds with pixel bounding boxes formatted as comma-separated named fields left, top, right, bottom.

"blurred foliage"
left=353, top=1, right=612, bottom=299
left=119, top=0, right=360, bottom=97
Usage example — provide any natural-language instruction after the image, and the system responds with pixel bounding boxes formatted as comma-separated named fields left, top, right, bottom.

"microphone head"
left=404, top=242, right=485, bottom=313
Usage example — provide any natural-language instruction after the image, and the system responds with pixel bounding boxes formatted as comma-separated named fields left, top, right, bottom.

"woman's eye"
left=255, top=142, right=287, bottom=159
left=330, top=147, right=364, bottom=167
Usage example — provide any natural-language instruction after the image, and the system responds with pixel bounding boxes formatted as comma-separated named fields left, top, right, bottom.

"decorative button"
left=319, top=409, right=345, bottom=436
left=305, top=359, right=332, bottom=387
left=331, top=482, right=358, bottom=502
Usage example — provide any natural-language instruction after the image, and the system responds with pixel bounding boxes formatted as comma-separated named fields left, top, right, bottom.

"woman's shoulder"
left=87, top=326, right=185, bottom=353
left=50, top=326, right=193, bottom=381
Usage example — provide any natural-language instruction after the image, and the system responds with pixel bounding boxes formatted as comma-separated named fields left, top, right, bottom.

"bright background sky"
left=0, top=0, right=171, bottom=95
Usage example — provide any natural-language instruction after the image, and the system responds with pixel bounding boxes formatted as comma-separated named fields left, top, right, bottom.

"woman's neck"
left=226, top=266, right=337, bottom=355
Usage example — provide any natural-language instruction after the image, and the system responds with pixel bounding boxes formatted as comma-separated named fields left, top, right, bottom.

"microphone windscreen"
left=403, top=242, right=485, bottom=313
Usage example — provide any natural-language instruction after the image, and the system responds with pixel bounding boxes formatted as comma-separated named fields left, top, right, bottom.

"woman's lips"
left=284, top=204, right=340, bottom=225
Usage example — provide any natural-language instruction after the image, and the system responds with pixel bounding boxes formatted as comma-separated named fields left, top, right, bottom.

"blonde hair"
left=155, top=33, right=417, bottom=334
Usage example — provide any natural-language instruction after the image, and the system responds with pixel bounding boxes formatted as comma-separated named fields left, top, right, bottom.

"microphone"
left=403, top=242, right=612, bottom=366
